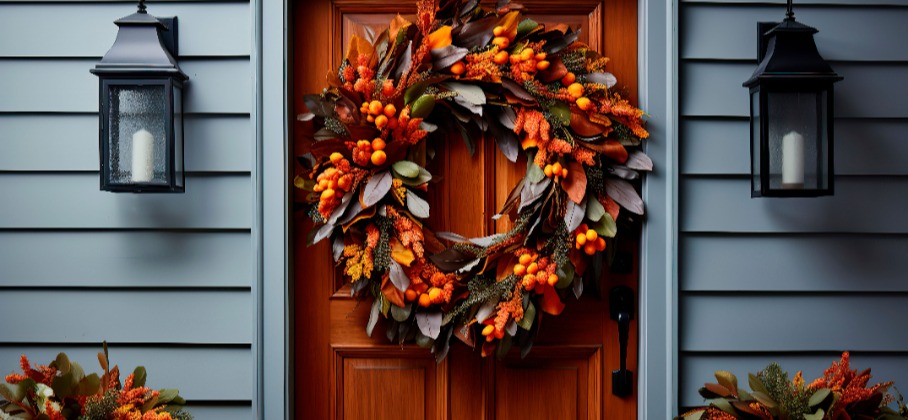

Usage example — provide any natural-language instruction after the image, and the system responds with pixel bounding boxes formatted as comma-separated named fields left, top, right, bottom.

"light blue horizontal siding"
left=681, top=119, right=908, bottom=175
left=681, top=295, right=908, bottom=352
left=0, top=114, right=252, bottom=172
left=682, top=5, right=908, bottom=61
left=184, top=405, right=252, bottom=420
left=0, top=231, right=251, bottom=287
left=681, top=62, right=908, bottom=118
left=681, top=353, right=908, bottom=406
left=681, top=177, right=908, bottom=233
left=679, top=0, right=908, bottom=409
left=0, top=58, right=250, bottom=113
left=0, top=290, right=252, bottom=343
left=0, top=346, right=252, bottom=400
left=0, top=3, right=250, bottom=58
left=681, top=235, right=908, bottom=292
left=0, top=174, right=251, bottom=229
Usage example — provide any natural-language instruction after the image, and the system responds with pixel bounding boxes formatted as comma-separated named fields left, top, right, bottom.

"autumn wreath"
left=295, top=0, right=651, bottom=360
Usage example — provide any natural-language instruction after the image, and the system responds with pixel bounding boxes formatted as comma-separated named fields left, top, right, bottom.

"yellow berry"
left=370, top=150, right=387, bottom=166
left=482, top=324, right=495, bottom=336
left=552, top=162, right=563, bottom=176
left=527, top=262, right=538, bottom=275
left=428, top=287, right=443, bottom=304
left=547, top=274, right=559, bottom=286
left=535, top=52, right=547, bottom=61
left=493, top=26, right=505, bottom=37
left=544, top=165, right=553, bottom=178
left=561, top=168, right=569, bottom=178
left=357, top=139, right=371, bottom=149
left=320, top=188, right=335, bottom=200
left=518, top=254, right=533, bottom=266
left=576, top=233, right=587, bottom=246
left=567, top=83, right=584, bottom=99
left=337, top=176, right=351, bottom=191
left=576, top=96, right=593, bottom=111
left=329, top=152, right=343, bottom=164
left=536, top=60, right=550, bottom=71
left=492, top=36, right=510, bottom=49
left=585, top=229, right=598, bottom=242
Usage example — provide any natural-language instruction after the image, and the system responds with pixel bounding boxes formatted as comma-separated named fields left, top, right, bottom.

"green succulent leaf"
left=392, top=160, right=421, bottom=179
left=411, top=94, right=436, bottom=119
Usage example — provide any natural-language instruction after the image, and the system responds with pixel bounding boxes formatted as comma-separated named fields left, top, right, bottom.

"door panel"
left=292, top=1, right=639, bottom=418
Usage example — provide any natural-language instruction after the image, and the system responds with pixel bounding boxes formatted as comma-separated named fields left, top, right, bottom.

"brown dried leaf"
left=561, top=161, right=587, bottom=204
left=381, top=275, right=406, bottom=308
left=537, top=56, right=568, bottom=83
left=570, top=108, right=606, bottom=137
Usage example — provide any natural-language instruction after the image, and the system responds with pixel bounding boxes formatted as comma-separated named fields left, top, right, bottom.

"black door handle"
left=609, top=286, right=634, bottom=397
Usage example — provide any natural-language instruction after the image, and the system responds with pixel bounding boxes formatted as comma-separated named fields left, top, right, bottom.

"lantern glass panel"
left=766, top=90, right=826, bottom=191
left=107, top=84, right=169, bottom=186
left=173, top=85, right=184, bottom=188
left=750, top=90, right=761, bottom=193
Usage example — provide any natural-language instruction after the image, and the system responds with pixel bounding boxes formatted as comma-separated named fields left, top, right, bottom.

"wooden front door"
left=291, top=1, right=640, bottom=418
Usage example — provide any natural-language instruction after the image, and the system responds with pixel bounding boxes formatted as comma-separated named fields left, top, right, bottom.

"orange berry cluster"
left=405, top=286, right=446, bottom=308
left=543, top=161, right=568, bottom=182
left=481, top=323, right=504, bottom=341
left=360, top=100, right=398, bottom=130
left=351, top=138, right=387, bottom=167
left=515, top=252, right=559, bottom=294
left=565, top=82, right=594, bottom=111
left=313, top=155, right=354, bottom=201
left=575, top=224, right=607, bottom=256
left=508, top=44, right=549, bottom=73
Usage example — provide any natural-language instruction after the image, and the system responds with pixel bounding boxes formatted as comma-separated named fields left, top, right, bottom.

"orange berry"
left=418, top=293, right=432, bottom=307
left=357, top=139, right=371, bottom=149
left=383, top=104, right=397, bottom=118
left=561, top=168, right=569, bottom=178
left=561, top=72, right=576, bottom=86
left=368, top=100, right=384, bottom=116
left=482, top=324, right=495, bottom=336
left=320, top=188, right=335, bottom=200
left=493, top=25, right=505, bottom=37
left=450, top=61, right=466, bottom=75
left=367, top=115, right=375, bottom=123
left=535, top=52, right=547, bottom=61
left=337, top=176, right=351, bottom=191
left=494, top=328, right=505, bottom=339
left=575, top=241, right=582, bottom=250
left=374, top=115, right=389, bottom=129
left=428, top=287, right=443, bottom=304
left=486, top=334, right=494, bottom=342
left=596, top=237, right=607, bottom=251
left=576, top=233, right=587, bottom=246
left=585, top=229, right=598, bottom=242
left=492, top=36, right=510, bottom=49
left=313, top=184, right=323, bottom=193
left=547, top=274, right=559, bottom=286
left=518, top=254, right=533, bottom=266
left=388, top=118, right=399, bottom=130
left=567, top=83, right=584, bottom=99
left=513, top=264, right=527, bottom=276
left=493, top=51, right=509, bottom=65
left=510, top=54, right=521, bottom=65
left=576, top=96, right=593, bottom=111
left=584, top=243, right=597, bottom=256
left=552, top=162, right=563, bottom=175
left=371, top=138, right=386, bottom=151
left=520, top=48, right=534, bottom=61
left=525, top=280, right=536, bottom=291
left=329, top=152, right=343, bottom=164
left=544, top=164, right=553, bottom=178
left=527, top=262, right=539, bottom=275
left=536, top=60, right=550, bottom=71
left=370, top=150, right=387, bottom=166
left=327, top=180, right=337, bottom=190
left=405, top=289, right=418, bottom=302
left=579, top=223, right=589, bottom=232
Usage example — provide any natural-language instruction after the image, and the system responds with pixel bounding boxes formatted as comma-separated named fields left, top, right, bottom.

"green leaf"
left=516, top=18, right=539, bottom=39
left=808, top=388, right=831, bottom=407
left=549, top=102, right=571, bottom=126
left=526, top=158, right=545, bottom=183
left=415, top=332, right=434, bottom=349
left=391, top=303, right=412, bottom=322
left=585, top=196, right=605, bottom=222
left=555, top=261, right=574, bottom=289
left=157, top=388, right=180, bottom=405
left=0, top=384, right=18, bottom=402
left=392, top=160, right=420, bottom=179
left=804, top=409, right=825, bottom=420
left=404, top=81, right=430, bottom=105
left=518, top=302, right=536, bottom=330
left=398, top=167, right=432, bottom=186
left=714, top=371, right=738, bottom=396
left=52, top=352, right=71, bottom=374
left=132, top=366, right=147, bottom=388
left=591, top=213, right=617, bottom=238
left=749, top=373, right=770, bottom=396
left=410, top=94, right=436, bottom=119
left=495, top=334, right=513, bottom=360
left=750, top=391, right=777, bottom=409
left=77, top=374, right=101, bottom=397
left=51, top=372, right=75, bottom=400
left=442, top=82, right=486, bottom=106
left=707, top=398, right=735, bottom=415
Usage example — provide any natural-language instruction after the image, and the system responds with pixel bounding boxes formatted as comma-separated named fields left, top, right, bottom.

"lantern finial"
left=786, top=0, right=794, bottom=20
left=137, top=0, right=147, bottom=14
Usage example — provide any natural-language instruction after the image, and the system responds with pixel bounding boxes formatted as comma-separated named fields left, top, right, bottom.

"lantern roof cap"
left=743, top=17, right=842, bottom=87
left=90, top=6, right=187, bottom=81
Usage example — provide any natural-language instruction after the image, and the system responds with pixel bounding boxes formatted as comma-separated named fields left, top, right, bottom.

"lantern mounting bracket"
left=756, top=21, right=778, bottom=62
left=158, top=17, right=179, bottom=57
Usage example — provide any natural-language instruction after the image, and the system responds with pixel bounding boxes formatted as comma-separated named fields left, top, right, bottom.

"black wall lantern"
left=91, top=0, right=188, bottom=193
left=743, top=0, right=842, bottom=197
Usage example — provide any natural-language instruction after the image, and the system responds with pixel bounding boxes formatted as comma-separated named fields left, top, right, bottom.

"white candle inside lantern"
left=131, top=128, right=155, bottom=182
left=782, top=130, right=804, bottom=189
